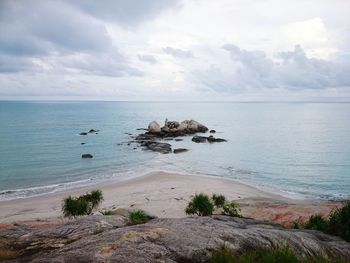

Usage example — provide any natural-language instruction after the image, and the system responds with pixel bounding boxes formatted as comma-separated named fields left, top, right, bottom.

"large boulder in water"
left=148, top=121, right=161, bottom=134
left=180, top=119, right=208, bottom=133
left=161, top=119, right=180, bottom=133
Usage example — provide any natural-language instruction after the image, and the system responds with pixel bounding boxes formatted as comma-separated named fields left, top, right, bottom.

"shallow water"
left=0, top=101, right=349, bottom=200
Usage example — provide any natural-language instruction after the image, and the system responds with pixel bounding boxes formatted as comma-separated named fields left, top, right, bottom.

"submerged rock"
left=88, top=129, right=98, bottom=133
left=1, top=215, right=349, bottom=262
left=192, top=135, right=208, bottom=143
left=81, top=153, right=93, bottom=158
left=210, top=129, right=216, bottom=133
left=173, top=148, right=188, bottom=154
left=79, top=132, right=88, bottom=136
left=141, top=141, right=172, bottom=154
left=192, top=135, right=227, bottom=143
left=207, top=135, right=227, bottom=143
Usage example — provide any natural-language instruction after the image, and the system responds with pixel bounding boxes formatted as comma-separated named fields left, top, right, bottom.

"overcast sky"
left=1, top=0, right=350, bottom=101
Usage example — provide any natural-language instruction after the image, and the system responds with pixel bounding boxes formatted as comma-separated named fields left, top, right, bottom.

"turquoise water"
left=0, top=101, right=349, bottom=201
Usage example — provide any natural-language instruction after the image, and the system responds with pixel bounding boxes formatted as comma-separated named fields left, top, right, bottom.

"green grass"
left=209, top=246, right=341, bottom=263
left=128, top=209, right=149, bottom=225
left=100, top=209, right=114, bottom=215
left=185, top=193, right=214, bottom=216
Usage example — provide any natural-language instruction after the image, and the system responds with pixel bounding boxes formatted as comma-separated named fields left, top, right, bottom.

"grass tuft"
left=128, top=209, right=149, bottom=225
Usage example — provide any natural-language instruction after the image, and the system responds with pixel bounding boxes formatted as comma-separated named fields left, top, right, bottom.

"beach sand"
left=0, top=171, right=340, bottom=226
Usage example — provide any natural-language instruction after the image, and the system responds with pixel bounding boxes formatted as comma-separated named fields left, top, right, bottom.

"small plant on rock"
left=100, top=209, right=114, bottom=216
left=128, top=209, right=149, bottom=225
left=185, top=193, right=214, bottom=216
left=222, top=200, right=241, bottom=217
left=304, top=214, right=328, bottom=232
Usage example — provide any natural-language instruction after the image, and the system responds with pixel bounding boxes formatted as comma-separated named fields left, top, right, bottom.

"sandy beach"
left=0, top=171, right=341, bottom=226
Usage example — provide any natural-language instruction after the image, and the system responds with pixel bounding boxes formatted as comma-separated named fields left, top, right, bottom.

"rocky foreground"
left=1, top=215, right=349, bottom=262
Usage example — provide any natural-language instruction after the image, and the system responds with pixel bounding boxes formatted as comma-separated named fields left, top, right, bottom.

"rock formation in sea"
left=129, top=119, right=226, bottom=154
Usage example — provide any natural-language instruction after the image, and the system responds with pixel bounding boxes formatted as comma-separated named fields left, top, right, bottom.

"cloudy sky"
left=1, top=0, right=350, bottom=101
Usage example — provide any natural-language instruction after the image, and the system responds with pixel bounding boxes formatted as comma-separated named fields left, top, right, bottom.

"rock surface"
left=1, top=215, right=349, bottom=262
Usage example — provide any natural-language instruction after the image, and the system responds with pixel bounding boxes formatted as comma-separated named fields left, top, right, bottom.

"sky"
left=0, top=0, right=350, bottom=101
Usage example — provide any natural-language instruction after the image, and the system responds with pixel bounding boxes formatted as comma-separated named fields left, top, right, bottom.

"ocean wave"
left=0, top=178, right=96, bottom=201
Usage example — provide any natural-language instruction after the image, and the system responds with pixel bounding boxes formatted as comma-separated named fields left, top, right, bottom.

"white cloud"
left=0, top=0, right=350, bottom=101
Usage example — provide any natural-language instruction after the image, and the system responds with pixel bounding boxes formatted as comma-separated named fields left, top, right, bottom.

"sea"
left=0, top=101, right=349, bottom=201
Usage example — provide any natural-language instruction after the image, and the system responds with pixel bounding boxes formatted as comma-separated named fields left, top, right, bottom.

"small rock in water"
left=173, top=148, right=188, bottom=154
left=81, top=142, right=86, bottom=145
left=174, top=138, right=183, bottom=141
left=88, top=129, right=97, bottom=133
left=82, top=153, right=93, bottom=159
left=79, top=132, right=88, bottom=136
left=210, top=130, right=216, bottom=133
left=192, top=136, right=207, bottom=143
left=207, top=136, right=227, bottom=143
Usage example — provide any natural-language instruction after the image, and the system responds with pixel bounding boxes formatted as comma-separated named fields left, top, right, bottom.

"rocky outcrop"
left=148, top=121, right=161, bottom=134
left=148, top=119, right=208, bottom=136
left=1, top=215, right=349, bottom=262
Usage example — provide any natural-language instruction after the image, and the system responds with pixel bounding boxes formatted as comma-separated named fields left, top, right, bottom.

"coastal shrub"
left=62, top=196, right=91, bottom=218
left=295, top=201, right=350, bottom=242
left=222, top=200, right=241, bottom=217
left=328, top=201, right=350, bottom=241
left=208, top=246, right=340, bottom=263
left=212, top=194, right=226, bottom=208
left=304, top=214, right=328, bottom=232
left=78, top=189, right=104, bottom=210
left=128, top=209, right=149, bottom=225
left=62, top=189, right=104, bottom=218
left=185, top=193, right=214, bottom=216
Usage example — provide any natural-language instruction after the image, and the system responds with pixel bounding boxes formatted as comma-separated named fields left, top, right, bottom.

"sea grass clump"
left=62, top=189, right=103, bottom=218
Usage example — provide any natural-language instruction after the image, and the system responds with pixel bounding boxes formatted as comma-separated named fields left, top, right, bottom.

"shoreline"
left=0, top=171, right=341, bottom=226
